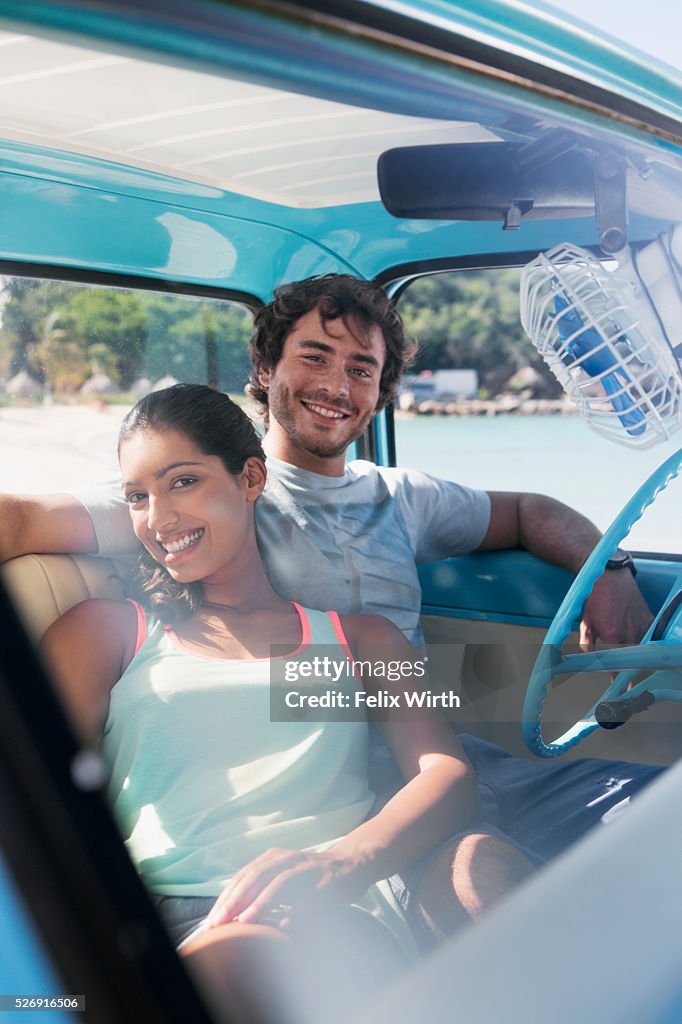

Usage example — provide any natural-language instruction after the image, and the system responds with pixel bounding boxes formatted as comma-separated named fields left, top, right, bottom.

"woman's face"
left=119, top=426, right=263, bottom=585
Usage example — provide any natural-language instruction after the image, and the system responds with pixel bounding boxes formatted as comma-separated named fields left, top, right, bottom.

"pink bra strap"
left=290, top=602, right=311, bottom=652
left=327, top=611, right=362, bottom=683
left=327, top=610, right=353, bottom=659
left=125, top=598, right=148, bottom=656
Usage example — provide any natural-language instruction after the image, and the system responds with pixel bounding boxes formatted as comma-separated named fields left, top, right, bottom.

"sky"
left=544, top=0, right=682, bottom=71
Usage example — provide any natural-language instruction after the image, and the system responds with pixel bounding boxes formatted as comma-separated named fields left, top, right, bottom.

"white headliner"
left=0, top=27, right=498, bottom=208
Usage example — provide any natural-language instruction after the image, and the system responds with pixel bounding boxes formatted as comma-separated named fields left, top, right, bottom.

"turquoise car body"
left=1, top=0, right=681, bottom=296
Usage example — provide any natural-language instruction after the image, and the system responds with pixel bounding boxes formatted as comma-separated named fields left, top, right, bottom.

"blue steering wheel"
left=523, top=446, right=682, bottom=757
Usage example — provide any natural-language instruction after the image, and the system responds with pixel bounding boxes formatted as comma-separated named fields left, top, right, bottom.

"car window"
left=0, top=275, right=255, bottom=491
left=395, top=269, right=682, bottom=556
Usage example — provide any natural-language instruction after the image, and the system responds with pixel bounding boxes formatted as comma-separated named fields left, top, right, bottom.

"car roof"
left=1, top=1, right=681, bottom=299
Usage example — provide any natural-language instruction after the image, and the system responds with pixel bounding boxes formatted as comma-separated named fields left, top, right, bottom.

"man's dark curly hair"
left=246, top=274, right=417, bottom=422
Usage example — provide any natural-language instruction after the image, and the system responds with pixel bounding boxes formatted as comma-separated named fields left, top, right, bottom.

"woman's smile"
left=158, top=527, right=205, bottom=560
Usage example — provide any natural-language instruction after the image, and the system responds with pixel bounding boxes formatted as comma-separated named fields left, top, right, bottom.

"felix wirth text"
left=282, top=655, right=460, bottom=710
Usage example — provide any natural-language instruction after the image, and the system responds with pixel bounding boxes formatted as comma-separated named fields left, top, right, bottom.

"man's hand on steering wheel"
left=524, top=447, right=682, bottom=757
left=580, top=569, right=653, bottom=650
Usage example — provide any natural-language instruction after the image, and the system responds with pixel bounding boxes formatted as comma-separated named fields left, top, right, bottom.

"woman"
left=41, top=383, right=480, bottom=1018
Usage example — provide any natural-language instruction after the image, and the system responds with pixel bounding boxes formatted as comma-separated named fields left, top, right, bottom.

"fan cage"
left=520, top=242, right=682, bottom=450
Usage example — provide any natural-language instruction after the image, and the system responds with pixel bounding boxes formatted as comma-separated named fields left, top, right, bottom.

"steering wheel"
left=523, top=446, right=682, bottom=757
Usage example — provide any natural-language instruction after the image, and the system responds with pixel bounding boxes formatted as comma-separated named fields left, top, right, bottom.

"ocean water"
left=393, top=413, right=682, bottom=555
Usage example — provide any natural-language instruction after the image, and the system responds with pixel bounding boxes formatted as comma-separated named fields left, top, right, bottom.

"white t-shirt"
left=74, top=456, right=490, bottom=645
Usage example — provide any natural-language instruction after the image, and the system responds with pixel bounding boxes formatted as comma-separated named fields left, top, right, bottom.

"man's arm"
left=479, top=491, right=652, bottom=647
left=0, top=493, right=98, bottom=562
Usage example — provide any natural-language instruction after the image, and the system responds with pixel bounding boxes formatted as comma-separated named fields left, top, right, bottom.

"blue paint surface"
left=0, top=852, right=73, bottom=1022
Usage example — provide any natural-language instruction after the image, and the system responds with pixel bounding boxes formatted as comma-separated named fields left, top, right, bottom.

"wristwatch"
left=605, top=548, right=637, bottom=577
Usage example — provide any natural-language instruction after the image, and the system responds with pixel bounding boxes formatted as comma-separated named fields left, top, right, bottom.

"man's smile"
left=301, top=399, right=352, bottom=422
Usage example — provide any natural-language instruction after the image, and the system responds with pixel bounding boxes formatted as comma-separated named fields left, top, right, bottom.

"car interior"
left=1, top=1, right=682, bottom=1021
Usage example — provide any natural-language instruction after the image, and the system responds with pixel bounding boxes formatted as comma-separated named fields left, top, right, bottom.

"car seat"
left=2, top=553, right=125, bottom=643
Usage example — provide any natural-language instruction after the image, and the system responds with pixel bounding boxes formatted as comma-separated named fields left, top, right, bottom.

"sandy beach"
left=1, top=403, right=130, bottom=493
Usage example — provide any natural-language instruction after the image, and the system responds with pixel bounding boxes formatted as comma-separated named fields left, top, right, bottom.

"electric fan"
left=520, top=231, right=682, bottom=448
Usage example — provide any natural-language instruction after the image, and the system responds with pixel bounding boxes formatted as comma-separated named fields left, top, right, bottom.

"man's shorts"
left=152, top=895, right=215, bottom=948
left=388, top=734, right=665, bottom=911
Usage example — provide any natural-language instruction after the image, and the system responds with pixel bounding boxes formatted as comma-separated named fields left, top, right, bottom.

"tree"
left=0, top=278, right=74, bottom=384
left=399, top=269, right=561, bottom=396
left=56, top=288, right=147, bottom=388
left=141, top=294, right=252, bottom=393
left=34, top=310, right=89, bottom=394
left=0, top=277, right=254, bottom=398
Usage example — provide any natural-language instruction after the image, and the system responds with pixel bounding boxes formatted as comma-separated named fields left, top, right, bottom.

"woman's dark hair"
left=246, top=274, right=417, bottom=423
left=118, top=383, right=265, bottom=624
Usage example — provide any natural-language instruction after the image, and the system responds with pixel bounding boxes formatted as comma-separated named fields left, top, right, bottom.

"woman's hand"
left=206, top=612, right=479, bottom=934
left=205, top=847, right=364, bottom=929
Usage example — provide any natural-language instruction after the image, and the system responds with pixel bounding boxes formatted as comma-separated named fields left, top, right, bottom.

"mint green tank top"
left=102, top=603, right=377, bottom=896
left=101, top=602, right=417, bottom=960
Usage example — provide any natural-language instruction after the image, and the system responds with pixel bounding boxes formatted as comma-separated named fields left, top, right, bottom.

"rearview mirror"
left=377, top=142, right=595, bottom=228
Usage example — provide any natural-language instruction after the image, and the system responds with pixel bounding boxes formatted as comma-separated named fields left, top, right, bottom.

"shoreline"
left=395, top=397, right=577, bottom=417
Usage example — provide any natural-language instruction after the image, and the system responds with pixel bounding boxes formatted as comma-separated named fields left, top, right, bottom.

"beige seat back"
left=2, top=553, right=125, bottom=643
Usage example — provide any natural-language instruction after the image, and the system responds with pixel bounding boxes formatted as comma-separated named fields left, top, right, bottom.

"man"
left=0, top=274, right=660, bottom=945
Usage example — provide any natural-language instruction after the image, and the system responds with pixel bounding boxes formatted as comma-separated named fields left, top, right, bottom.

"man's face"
left=259, top=307, right=386, bottom=475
